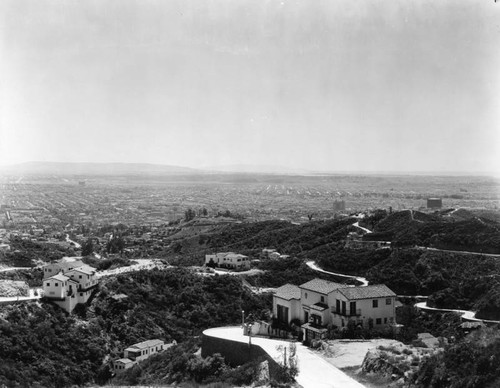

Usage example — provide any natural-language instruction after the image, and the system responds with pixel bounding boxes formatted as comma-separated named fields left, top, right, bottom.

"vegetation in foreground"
left=0, top=268, right=271, bottom=387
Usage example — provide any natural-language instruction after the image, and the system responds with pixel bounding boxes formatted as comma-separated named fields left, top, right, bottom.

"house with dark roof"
left=331, top=284, right=396, bottom=331
left=272, top=278, right=397, bottom=342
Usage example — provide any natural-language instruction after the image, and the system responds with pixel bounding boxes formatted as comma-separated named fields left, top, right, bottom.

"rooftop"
left=47, top=260, right=84, bottom=271
left=337, top=284, right=396, bottom=300
left=126, top=339, right=164, bottom=351
left=68, top=265, right=96, bottom=275
left=300, top=278, right=344, bottom=295
left=48, top=273, right=70, bottom=282
left=115, top=358, right=134, bottom=364
left=274, top=284, right=301, bottom=300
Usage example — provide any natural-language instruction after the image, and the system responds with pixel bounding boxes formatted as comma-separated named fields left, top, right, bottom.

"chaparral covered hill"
left=361, top=208, right=500, bottom=253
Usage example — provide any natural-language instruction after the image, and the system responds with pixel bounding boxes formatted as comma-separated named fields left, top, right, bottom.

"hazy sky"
left=1, top=0, right=499, bottom=173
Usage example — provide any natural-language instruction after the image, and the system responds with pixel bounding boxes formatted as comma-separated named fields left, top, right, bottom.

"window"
left=46, top=283, right=50, bottom=287
left=386, top=298, right=392, bottom=305
left=336, top=299, right=340, bottom=314
left=305, top=292, right=308, bottom=299
left=79, top=275, right=82, bottom=279
left=384, top=318, right=388, bottom=324
left=349, top=301, right=357, bottom=316
left=55, top=283, right=58, bottom=287
left=80, top=293, right=83, bottom=297
left=320, top=296, right=325, bottom=303
left=372, top=300, right=378, bottom=308
left=277, top=304, right=289, bottom=324
left=376, top=318, right=382, bottom=325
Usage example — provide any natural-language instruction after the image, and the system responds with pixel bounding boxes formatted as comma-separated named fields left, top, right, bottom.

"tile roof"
left=48, top=273, right=70, bottom=282
left=274, top=284, right=301, bottom=300
left=68, top=265, right=96, bottom=275
left=49, top=260, right=84, bottom=271
left=300, top=278, right=344, bottom=294
left=115, top=358, right=134, bottom=364
left=225, top=253, right=248, bottom=259
left=337, top=284, right=396, bottom=300
left=126, top=339, right=164, bottom=350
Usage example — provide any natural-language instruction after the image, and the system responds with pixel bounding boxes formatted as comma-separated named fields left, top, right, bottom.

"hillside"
left=366, top=210, right=500, bottom=253
left=0, top=268, right=271, bottom=387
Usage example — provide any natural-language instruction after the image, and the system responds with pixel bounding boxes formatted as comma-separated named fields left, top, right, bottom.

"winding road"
left=308, top=218, right=500, bottom=325
left=306, top=261, right=369, bottom=287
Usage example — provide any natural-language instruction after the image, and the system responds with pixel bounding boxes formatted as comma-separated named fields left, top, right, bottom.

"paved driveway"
left=203, top=327, right=365, bottom=388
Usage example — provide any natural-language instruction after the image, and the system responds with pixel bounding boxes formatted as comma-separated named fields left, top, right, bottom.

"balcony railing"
left=331, top=307, right=362, bottom=317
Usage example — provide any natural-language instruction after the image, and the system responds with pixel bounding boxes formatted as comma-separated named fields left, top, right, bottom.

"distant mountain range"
left=0, top=161, right=496, bottom=177
left=0, top=161, right=200, bottom=176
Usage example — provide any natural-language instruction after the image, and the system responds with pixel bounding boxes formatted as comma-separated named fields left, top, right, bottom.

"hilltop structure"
left=427, top=198, right=443, bottom=209
left=42, top=258, right=98, bottom=313
left=273, top=278, right=397, bottom=342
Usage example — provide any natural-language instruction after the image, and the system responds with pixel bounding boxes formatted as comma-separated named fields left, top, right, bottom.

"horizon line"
left=0, top=160, right=498, bottom=177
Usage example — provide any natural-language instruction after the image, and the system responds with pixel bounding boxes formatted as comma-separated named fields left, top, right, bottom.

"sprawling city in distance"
left=1, top=0, right=499, bottom=387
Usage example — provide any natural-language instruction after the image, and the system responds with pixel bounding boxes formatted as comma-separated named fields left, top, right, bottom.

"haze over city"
left=1, top=0, right=499, bottom=175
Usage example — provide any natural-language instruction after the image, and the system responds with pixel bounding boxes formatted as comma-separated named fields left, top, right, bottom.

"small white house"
left=114, top=339, right=176, bottom=373
left=124, top=339, right=165, bottom=362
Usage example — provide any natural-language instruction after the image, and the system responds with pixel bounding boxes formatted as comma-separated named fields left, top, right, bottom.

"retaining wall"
left=201, top=333, right=282, bottom=379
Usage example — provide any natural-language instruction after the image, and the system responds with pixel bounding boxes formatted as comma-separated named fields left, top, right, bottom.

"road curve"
left=203, top=326, right=365, bottom=388
left=415, top=302, right=500, bottom=324
left=306, top=261, right=369, bottom=287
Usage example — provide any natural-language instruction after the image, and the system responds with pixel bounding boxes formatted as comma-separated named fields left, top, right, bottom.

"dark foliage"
left=373, top=210, right=500, bottom=253
left=412, top=328, right=500, bottom=388
left=315, top=244, right=391, bottom=276
left=0, top=268, right=271, bottom=387
left=3, top=239, right=73, bottom=267
left=207, top=218, right=356, bottom=256
left=0, top=303, right=107, bottom=388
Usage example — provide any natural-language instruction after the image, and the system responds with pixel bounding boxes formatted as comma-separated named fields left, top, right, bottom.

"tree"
left=184, top=209, right=196, bottom=222
left=106, top=236, right=124, bottom=254
left=81, top=238, right=94, bottom=256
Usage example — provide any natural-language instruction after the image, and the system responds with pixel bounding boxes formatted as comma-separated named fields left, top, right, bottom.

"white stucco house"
left=205, top=252, right=251, bottom=270
left=114, top=339, right=176, bottom=373
left=272, top=278, right=397, bottom=342
left=42, top=259, right=98, bottom=313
